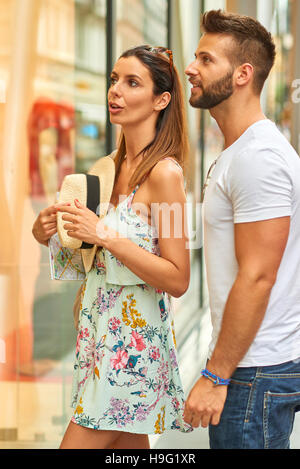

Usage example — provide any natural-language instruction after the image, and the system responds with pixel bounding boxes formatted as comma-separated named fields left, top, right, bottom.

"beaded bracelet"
left=201, top=368, right=231, bottom=386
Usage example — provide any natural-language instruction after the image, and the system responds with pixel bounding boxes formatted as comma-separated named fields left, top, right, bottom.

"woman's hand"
left=32, top=203, right=71, bottom=247
left=57, top=199, right=120, bottom=247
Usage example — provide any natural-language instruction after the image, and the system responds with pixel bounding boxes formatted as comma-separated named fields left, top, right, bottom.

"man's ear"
left=154, top=91, right=171, bottom=111
left=235, top=63, right=254, bottom=88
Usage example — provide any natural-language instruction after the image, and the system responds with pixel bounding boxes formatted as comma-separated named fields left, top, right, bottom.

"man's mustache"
left=189, top=80, right=204, bottom=89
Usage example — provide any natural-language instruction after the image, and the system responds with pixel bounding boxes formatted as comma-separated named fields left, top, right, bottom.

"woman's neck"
left=122, top=120, right=157, bottom=166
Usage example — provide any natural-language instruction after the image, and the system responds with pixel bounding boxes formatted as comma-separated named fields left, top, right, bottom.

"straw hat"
left=57, top=152, right=116, bottom=273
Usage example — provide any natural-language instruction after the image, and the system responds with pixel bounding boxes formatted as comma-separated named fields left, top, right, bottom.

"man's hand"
left=183, top=377, right=228, bottom=428
left=32, top=203, right=71, bottom=247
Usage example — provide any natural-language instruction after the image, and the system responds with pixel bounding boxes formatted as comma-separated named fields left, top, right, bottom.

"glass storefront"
left=259, top=0, right=298, bottom=143
left=0, top=0, right=170, bottom=448
left=75, top=0, right=107, bottom=174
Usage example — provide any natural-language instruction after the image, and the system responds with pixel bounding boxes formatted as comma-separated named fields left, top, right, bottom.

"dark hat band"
left=81, top=174, right=100, bottom=249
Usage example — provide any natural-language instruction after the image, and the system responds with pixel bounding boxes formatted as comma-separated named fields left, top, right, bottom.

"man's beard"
left=190, top=70, right=234, bottom=110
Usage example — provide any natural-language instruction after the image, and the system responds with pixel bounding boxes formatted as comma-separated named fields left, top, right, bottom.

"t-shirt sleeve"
left=227, top=149, right=293, bottom=224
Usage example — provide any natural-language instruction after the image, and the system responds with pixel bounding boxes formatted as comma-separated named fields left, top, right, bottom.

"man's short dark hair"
left=201, top=10, right=276, bottom=94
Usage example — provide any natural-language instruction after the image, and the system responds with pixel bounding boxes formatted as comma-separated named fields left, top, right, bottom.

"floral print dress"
left=70, top=184, right=192, bottom=435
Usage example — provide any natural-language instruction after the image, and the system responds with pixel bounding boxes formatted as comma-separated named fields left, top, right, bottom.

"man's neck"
left=210, top=98, right=267, bottom=150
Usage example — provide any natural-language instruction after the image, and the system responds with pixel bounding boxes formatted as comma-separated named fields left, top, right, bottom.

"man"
left=184, top=9, right=300, bottom=449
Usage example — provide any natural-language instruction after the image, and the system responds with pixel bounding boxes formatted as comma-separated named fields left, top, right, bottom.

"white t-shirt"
left=204, top=119, right=300, bottom=367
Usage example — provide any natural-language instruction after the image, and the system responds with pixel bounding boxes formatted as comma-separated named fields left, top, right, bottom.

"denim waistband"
left=232, top=358, right=300, bottom=381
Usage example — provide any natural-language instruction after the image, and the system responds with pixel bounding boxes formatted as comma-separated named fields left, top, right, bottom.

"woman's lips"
left=109, top=104, right=124, bottom=114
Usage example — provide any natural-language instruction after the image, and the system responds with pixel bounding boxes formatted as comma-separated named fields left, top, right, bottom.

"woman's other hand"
left=32, top=203, right=71, bottom=247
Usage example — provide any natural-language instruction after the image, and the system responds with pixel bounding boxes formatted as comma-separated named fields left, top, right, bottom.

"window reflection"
left=0, top=0, right=107, bottom=446
left=263, top=0, right=295, bottom=141
left=0, top=0, right=168, bottom=448
left=116, top=0, right=168, bottom=60
left=75, top=0, right=107, bottom=173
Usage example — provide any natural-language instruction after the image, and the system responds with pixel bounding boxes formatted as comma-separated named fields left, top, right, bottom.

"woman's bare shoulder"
left=149, top=158, right=183, bottom=184
left=148, top=158, right=185, bottom=202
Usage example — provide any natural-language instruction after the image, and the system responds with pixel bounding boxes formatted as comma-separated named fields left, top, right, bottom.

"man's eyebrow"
left=195, top=51, right=215, bottom=59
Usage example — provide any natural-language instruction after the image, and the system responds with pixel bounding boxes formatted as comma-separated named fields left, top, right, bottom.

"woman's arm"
left=60, top=160, right=190, bottom=297
left=104, top=160, right=190, bottom=297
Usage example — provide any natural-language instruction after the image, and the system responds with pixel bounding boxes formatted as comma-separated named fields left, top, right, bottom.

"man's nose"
left=185, top=61, right=198, bottom=77
left=184, top=62, right=196, bottom=76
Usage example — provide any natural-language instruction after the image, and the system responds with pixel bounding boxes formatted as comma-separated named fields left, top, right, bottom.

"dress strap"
left=128, top=185, right=140, bottom=208
left=132, top=184, right=140, bottom=195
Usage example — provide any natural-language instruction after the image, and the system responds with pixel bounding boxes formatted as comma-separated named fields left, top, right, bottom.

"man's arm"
left=184, top=216, right=290, bottom=428
left=207, top=215, right=290, bottom=378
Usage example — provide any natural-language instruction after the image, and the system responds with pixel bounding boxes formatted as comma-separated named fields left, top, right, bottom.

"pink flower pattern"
left=110, top=349, right=129, bottom=371
left=149, top=346, right=160, bottom=361
left=71, top=186, right=192, bottom=434
left=129, top=330, right=146, bottom=352
left=108, top=317, right=121, bottom=332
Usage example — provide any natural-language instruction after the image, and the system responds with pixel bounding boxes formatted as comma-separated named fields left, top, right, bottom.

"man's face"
left=185, top=33, right=235, bottom=110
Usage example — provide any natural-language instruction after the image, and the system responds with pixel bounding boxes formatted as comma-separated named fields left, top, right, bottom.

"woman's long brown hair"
left=113, top=45, right=189, bottom=189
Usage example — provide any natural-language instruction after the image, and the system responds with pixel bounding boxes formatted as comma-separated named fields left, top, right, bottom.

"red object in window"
left=28, top=97, right=75, bottom=198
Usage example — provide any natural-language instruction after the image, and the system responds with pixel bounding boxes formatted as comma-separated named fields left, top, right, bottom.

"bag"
left=48, top=233, right=86, bottom=281
left=48, top=233, right=86, bottom=330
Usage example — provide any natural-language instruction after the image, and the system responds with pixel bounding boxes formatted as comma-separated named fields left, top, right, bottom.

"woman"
left=33, top=45, right=191, bottom=449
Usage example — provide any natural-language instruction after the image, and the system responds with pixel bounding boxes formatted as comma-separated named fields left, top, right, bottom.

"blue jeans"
left=209, top=359, right=300, bottom=449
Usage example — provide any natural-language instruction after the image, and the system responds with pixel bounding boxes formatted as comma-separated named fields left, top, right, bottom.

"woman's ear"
left=154, top=91, right=171, bottom=111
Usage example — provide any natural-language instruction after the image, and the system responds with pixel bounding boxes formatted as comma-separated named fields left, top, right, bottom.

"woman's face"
left=108, top=56, right=159, bottom=127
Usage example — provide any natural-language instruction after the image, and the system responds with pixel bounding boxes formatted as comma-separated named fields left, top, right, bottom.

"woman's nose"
left=110, top=82, right=122, bottom=97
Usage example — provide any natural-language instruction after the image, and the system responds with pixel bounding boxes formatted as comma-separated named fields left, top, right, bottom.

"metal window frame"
left=167, top=0, right=173, bottom=49
left=105, top=0, right=116, bottom=155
